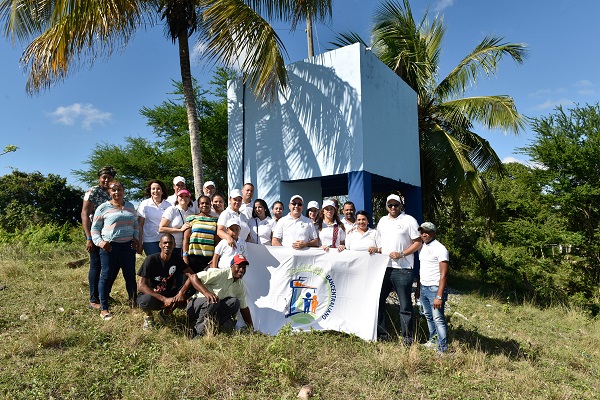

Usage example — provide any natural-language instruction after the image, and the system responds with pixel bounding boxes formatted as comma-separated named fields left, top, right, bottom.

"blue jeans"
left=142, top=241, right=160, bottom=256
left=99, top=241, right=137, bottom=311
left=378, top=268, right=414, bottom=342
left=420, top=285, right=448, bottom=352
left=88, top=246, right=101, bottom=304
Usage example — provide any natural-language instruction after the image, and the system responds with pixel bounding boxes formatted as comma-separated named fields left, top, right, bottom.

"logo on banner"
left=284, top=264, right=336, bottom=323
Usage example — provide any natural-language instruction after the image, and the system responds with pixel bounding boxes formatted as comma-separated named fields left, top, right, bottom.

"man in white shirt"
left=272, top=195, right=319, bottom=249
left=203, top=180, right=216, bottom=199
left=217, top=189, right=250, bottom=247
left=340, top=201, right=357, bottom=231
left=166, top=176, right=187, bottom=206
left=376, top=194, right=422, bottom=343
left=240, top=183, right=255, bottom=220
left=415, top=222, right=449, bottom=353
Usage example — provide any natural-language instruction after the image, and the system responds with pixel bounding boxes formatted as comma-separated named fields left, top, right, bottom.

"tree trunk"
left=306, top=15, right=314, bottom=58
left=178, top=31, right=204, bottom=199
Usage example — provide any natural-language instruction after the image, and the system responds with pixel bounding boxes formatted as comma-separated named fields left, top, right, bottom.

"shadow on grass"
left=383, top=304, right=536, bottom=361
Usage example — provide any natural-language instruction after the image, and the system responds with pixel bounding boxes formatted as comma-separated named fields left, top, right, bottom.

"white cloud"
left=574, top=79, right=595, bottom=96
left=531, top=98, right=573, bottom=112
left=433, top=0, right=454, bottom=12
left=48, top=103, right=111, bottom=130
left=528, top=87, right=566, bottom=98
left=502, top=156, right=524, bottom=164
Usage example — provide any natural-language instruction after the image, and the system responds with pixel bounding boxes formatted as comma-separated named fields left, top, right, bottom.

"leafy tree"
left=522, top=103, right=600, bottom=291
left=0, top=170, right=83, bottom=232
left=331, top=0, right=527, bottom=223
left=1, top=0, right=291, bottom=198
left=73, top=70, right=230, bottom=200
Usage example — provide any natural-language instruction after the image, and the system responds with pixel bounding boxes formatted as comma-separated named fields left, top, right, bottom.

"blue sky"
left=1, top=0, right=598, bottom=189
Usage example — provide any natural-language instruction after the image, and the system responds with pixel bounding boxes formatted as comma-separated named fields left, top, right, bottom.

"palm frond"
left=441, top=95, right=526, bottom=134
left=13, top=0, right=148, bottom=93
left=329, top=31, right=368, bottom=49
left=199, top=0, right=288, bottom=101
left=436, top=36, right=527, bottom=100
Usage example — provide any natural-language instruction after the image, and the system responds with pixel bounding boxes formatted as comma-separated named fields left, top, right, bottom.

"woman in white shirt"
left=137, top=179, right=170, bottom=256
left=317, top=199, right=345, bottom=252
left=158, top=189, right=194, bottom=256
left=341, top=211, right=381, bottom=254
left=248, top=199, right=275, bottom=245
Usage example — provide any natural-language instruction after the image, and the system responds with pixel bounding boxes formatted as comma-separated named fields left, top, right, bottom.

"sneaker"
left=423, top=340, right=437, bottom=349
left=157, top=309, right=174, bottom=325
left=143, top=316, right=155, bottom=330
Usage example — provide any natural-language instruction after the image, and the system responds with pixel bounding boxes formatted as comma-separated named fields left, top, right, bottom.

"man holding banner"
left=376, top=194, right=422, bottom=344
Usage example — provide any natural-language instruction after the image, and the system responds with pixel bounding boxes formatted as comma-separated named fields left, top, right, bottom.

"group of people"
left=81, top=166, right=450, bottom=352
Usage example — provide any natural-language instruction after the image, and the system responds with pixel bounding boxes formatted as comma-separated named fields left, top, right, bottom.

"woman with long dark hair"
left=248, top=199, right=275, bottom=245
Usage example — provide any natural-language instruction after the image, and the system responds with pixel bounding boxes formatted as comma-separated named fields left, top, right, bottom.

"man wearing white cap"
left=203, top=180, right=216, bottom=199
left=376, top=193, right=422, bottom=343
left=415, top=222, right=449, bottom=353
left=272, top=195, right=318, bottom=249
left=166, top=176, right=187, bottom=206
left=217, top=189, right=250, bottom=247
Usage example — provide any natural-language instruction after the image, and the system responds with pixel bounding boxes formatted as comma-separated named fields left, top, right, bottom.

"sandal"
left=88, top=302, right=101, bottom=310
left=100, top=311, right=113, bottom=321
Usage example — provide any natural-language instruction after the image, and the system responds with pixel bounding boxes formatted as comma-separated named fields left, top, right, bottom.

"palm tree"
left=0, top=0, right=289, bottom=198
left=332, top=0, right=527, bottom=222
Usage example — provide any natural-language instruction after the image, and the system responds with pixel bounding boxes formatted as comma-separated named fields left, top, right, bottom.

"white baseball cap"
left=229, top=189, right=243, bottom=199
left=322, top=199, right=336, bottom=209
left=173, top=176, right=185, bottom=185
left=307, top=200, right=319, bottom=210
left=203, top=180, right=216, bottom=189
left=290, top=194, right=304, bottom=204
left=226, top=217, right=241, bottom=228
left=386, top=194, right=401, bottom=204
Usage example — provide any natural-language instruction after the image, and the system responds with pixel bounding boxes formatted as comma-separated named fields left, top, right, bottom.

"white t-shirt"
left=137, top=198, right=171, bottom=242
left=377, top=212, right=420, bottom=269
left=217, top=207, right=250, bottom=243
left=273, top=214, right=318, bottom=247
left=161, top=205, right=195, bottom=247
left=214, top=238, right=247, bottom=269
left=419, top=239, right=449, bottom=286
left=345, top=228, right=381, bottom=251
left=318, top=221, right=346, bottom=248
left=248, top=217, right=275, bottom=245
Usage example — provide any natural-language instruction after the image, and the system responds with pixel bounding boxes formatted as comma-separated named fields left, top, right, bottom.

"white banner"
left=243, top=243, right=389, bottom=341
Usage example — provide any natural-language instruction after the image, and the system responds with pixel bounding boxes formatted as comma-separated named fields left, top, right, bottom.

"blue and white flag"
left=242, top=244, right=389, bottom=341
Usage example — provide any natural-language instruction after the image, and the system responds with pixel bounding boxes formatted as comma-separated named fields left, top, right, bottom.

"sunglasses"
left=291, top=202, right=303, bottom=207
left=387, top=203, right=401, bottom=208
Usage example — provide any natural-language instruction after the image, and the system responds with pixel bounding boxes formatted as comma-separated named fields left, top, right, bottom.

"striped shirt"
left=91, top=201, right=139, bottom=246
left=186, top=214, right=218, bottom=257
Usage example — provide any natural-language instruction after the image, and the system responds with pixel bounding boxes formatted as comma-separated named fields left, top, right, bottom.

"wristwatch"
left=435, top=295, right=443, bottom=300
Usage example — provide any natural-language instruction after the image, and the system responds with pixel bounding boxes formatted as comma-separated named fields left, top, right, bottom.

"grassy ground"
left=0, top=243, right=598, bottom=399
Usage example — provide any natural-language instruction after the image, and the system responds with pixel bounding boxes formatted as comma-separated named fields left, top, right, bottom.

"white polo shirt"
left=318, top=221, right=346, bottom=248
left=137, top=198, right=171, bottom=242
left=419, top=239, right=449, bottom=286
left=273, top=214, right=318, bottom=247
left=345, top=228, right=381, bottom=252
left=376, top=212, right=420, bottom=269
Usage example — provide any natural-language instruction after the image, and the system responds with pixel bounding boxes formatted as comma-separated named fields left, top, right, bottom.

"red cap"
left=231, top=254, right=249, bottom=266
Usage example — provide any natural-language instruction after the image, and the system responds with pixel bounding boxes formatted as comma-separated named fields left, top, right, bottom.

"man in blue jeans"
left=376, top=194, right=422, bottom=344
left=415, top=222, right=449, bottom=353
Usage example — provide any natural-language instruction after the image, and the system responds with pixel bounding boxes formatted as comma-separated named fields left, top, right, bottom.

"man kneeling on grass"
left=137, top=233, right=197, bottom=330
left=186, top=254, right=254, bottom=338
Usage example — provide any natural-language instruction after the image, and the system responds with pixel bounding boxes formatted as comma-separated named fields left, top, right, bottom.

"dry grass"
left=0, top=243, right=598, bottom=399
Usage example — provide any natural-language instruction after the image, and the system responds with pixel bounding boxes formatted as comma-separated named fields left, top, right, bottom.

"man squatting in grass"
left=186, top=254, right=254, bottom=337
left=137, top=233, right=198, bottom=329
left=415, top=222, right=449, bottom=353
